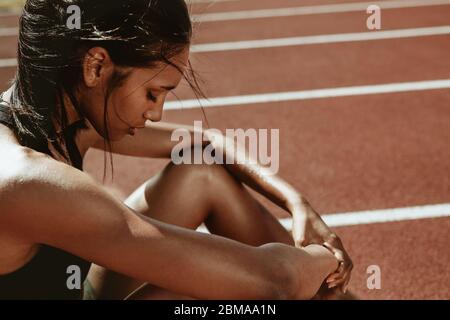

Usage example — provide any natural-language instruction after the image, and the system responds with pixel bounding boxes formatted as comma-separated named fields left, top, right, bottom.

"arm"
left=90, top=121, right=351, bottom=291
left=91, top=121, right=203, bottom=158
left=0, top=156, right=310, bottom=299
left=97, top=122, right=322, bottom=238
left=92, top=121, right=301, bottom=212
left=91, top=121, right=336, bottom=241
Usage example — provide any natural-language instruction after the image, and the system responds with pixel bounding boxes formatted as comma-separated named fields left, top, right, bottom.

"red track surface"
left=1, top=0, right=449, bottom=299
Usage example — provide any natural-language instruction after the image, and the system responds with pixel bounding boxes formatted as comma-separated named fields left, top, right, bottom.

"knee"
left=260, top=243, right=338, bottom=300
left=167, top=162, right=231, bottom=187
left=296, top=245, right=339, bottom=299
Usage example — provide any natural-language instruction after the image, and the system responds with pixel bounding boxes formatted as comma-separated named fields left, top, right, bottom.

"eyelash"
left=147, top=90, right=157, bottom=102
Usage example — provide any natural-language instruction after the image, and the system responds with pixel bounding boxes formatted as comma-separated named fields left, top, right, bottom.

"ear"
left=82, top=47, right=113, bottom=88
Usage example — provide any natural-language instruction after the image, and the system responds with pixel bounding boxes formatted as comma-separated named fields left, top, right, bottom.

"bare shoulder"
left=0, top=142, right=84, bottom=193
left=0, top=141, right=151, bottom=278
left=0, top=143, right=112, bottom=230
left=0, top=123, right=56, bottom=182
left=0, top=140, right=134, bottom=255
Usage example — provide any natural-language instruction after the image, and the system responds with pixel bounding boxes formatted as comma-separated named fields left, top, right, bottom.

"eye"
left=147, top=90, right=157, bottom=103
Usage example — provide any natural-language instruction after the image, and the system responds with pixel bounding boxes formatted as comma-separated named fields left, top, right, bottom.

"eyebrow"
left=160, top=85, right=176, bottom=91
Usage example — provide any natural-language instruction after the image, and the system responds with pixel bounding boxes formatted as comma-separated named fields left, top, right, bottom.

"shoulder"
left=0, top=143, right=128, bottom=246
left=0, top=144, right=151, bottom=275
left=0, top=144, right=99, bottom=220
left=0, top=142, right=72, bottom=183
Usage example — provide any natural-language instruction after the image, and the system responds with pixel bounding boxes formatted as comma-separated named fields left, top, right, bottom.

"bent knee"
left=165, top=162, right=230, bottom=186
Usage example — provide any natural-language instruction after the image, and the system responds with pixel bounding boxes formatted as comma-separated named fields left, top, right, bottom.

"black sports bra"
left=0, top=90, right=91, bottom=299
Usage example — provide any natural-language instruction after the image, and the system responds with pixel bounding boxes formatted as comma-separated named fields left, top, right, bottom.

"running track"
left=0, top=0, right=449, bottom=299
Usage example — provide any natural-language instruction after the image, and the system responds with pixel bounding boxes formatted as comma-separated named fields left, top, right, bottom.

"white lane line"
left=0, top=58, right=16, bottom=68
left=196, top=203, right=450, bottom=233
left=0, top=27, right=18, bottom=37
left=164, top=79, right=450, bottom=110
left=191, top=25, right=450, bottom=52
left=3, top=0, right=450, bottom=34
left=192, top=0, right=450, bottom=22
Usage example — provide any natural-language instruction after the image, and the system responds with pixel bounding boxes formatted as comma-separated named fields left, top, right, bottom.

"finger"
left=326, top=270, right=344, bottom=282
left=326, top=267, right=343, bottom=281
left=294, top=239, right=305, bottom=248
left=327, top=270, right=351, bottom=288
left=327, top=276, right=347, bottom=289
left=333, top=261, right=345, bottom=276
left=326, top=267, right=350, bottom=283
left=292, top=232, right=306, bottom=248
left=328, top=265, right=351, bottom=281
left=326, top=269, right=343, bottom=282
left=327, top=276, right=345, bottom=286
left=292, top=227, right=306, bottom=247
left=342, top=277, right=351, bottom=294
left=326, top=273, right=343, bottom=284
left=326, top=274, right=341, bottom=283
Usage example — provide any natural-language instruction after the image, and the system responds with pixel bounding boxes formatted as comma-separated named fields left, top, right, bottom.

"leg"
left=87, top=162, right=309, bottom=299
left=124, top=162, right=293, bottom=246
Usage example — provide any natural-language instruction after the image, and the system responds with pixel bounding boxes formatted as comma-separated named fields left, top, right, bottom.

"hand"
left=290, top=199, right=353, bottom=293
left=290, top=198, right=333, bottom=247
left=323, top=235, right=353, bottom=293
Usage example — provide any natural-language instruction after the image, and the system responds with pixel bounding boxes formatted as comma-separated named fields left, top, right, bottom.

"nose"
left=144, top=109, right=162, bottom=122
left=144, top=94, right=167, bottom=122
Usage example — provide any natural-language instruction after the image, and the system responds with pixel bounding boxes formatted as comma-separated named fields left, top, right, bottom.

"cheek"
left=108, top=95, right=136, bottom=123
left=109, top=92, right=146, bottom=124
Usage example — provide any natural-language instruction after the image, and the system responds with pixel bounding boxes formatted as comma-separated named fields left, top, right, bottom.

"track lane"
left=190, top=0, right=384, bottom=14
left=84, top=89, right=450, bottom=216
left=164, top=35, right=450, bottom=100
left=193, top=5, right=450, bottom=43
left=333, top=217, right=450, bottom=299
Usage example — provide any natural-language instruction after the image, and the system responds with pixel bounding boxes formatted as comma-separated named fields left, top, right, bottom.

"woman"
left=0, top=0, right=352, bottom=300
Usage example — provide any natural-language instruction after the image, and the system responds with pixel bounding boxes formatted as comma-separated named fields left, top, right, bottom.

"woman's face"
left=79, top=47, right=189, bottom=141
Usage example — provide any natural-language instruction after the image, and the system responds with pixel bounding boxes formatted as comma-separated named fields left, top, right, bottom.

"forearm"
left=205, top=131, right=302, bottom=213
left=226, top=162, right=301, bottom=212
left=208, top=133, right=331, bottom=236
left=111, top=212, right=293, bottom=300
left=92, top=123, right=301, bottom=214
left=122, top=213, right=338, bottom=300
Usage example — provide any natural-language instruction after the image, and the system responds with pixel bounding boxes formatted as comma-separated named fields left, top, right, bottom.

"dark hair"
left=9, top=0, right=203, bottom=179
